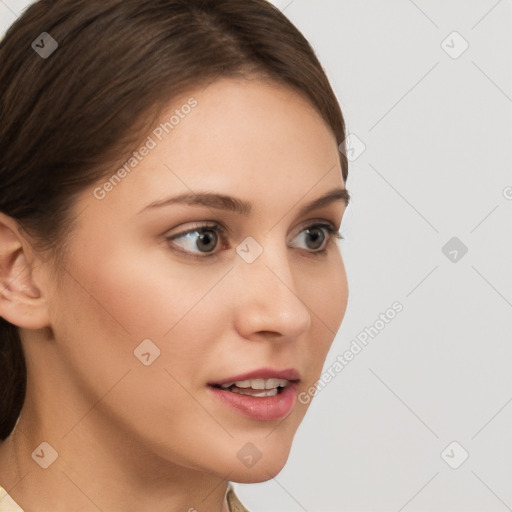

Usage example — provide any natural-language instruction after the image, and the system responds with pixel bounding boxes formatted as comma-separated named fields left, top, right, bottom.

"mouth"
left=209, top=378, right=293, bottom=397
left=206, top=368, right=301, bottom=421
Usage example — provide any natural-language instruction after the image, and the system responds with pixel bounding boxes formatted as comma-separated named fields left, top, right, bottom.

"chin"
left=228, top=460, right=289, bottom=484
left=225, top=440, right=292, bottom=484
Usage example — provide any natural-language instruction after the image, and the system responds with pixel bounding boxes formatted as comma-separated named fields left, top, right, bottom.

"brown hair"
left=0, top=0, right=349, bottom=441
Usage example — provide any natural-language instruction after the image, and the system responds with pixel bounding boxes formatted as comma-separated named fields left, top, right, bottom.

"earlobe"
left=0, top=213, right=50, bottom=329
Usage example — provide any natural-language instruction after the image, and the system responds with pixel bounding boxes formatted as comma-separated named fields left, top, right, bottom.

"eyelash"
left=164, top=222, right=344, bottom=261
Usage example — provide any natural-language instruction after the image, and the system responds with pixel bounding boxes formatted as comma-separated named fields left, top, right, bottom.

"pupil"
left=306, top=227, right=325, bottom=250
left=197, top=230, right=217, bottom=252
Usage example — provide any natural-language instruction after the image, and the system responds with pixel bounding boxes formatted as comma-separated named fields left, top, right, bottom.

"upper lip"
left=208, top=367, right=301, bottom=386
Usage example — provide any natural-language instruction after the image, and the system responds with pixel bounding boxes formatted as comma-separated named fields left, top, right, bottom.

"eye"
left=164, top=222, right=343, bottom=261
left=289, top=222, right=343, bottom=254
left=165, top=223, right=226, bottom=260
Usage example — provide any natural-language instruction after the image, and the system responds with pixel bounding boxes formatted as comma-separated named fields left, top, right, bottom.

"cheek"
left=53, top=241, right=234, bottom=381
left=299, top=255, right=348, bottom=376
left=64, top=236, right=225, bottom=337
left=301, top=251, right=348, bottom=333
left=48, top=250, right=232, bottom=442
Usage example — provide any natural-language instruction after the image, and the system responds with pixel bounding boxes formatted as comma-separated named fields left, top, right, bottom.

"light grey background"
left=1, top=1, right=511, bottom=511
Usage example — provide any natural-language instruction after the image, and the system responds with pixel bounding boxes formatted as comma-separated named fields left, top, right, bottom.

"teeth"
left=231, top=387, right=279, bottom=397
left=220, top=378, right=288, bottom=390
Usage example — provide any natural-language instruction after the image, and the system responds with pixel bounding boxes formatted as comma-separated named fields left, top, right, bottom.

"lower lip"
left=207, top=382, right=298, bottom=421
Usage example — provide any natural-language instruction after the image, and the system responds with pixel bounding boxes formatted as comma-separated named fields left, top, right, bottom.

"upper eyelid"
left=165, top=218, right=339, bottom=240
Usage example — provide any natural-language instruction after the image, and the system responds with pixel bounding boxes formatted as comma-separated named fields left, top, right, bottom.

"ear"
left=0, top=212, right=50, bottom=329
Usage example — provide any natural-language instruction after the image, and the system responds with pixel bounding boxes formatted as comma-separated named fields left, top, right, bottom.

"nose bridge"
left=233, top=235, right=311, bottom=338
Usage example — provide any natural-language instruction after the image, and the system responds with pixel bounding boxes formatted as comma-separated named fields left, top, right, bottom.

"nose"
left=232, top=238, right=312, bottom=342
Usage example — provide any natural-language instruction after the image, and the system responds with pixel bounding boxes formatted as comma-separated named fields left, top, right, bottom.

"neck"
left=0, top=411, right=230, bottom=512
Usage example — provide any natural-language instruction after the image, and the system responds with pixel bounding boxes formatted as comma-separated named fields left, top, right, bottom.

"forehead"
left=87, top=77, right=344, bottom=218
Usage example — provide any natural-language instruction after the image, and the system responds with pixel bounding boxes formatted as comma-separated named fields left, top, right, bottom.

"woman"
left=0, top=0, right=350, bottom=510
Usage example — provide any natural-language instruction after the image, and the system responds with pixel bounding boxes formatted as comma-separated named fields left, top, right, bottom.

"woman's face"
left=37, top=77, right=349, bottom=483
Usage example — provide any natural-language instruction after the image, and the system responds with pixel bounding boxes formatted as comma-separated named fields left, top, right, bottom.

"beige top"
left=0, top=487, right=23, bottom=512
left=0, top=483, right=250, bottom=512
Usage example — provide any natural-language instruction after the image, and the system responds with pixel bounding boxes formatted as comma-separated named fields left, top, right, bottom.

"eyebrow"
left=138, top=187, right=350, bottom=217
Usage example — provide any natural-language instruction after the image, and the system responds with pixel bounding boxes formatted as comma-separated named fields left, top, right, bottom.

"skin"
left=0, top=77, right=349, bottom=512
